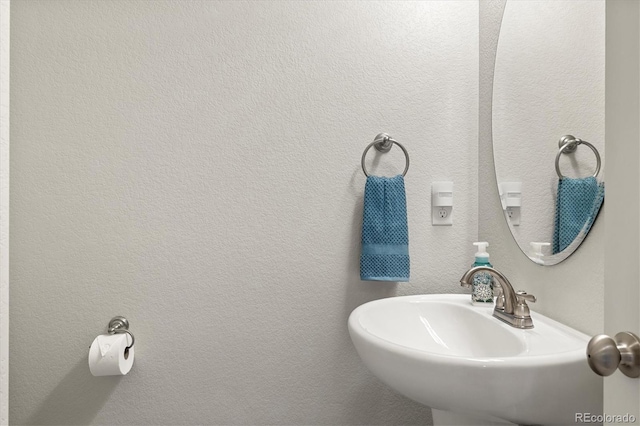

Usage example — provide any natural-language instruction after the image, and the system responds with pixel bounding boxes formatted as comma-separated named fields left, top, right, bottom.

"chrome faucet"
left=460, top=266, right=536, bottom=329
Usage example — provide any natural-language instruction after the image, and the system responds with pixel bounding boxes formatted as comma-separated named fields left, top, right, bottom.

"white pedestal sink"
left=348, top=294, right=602, bottom=425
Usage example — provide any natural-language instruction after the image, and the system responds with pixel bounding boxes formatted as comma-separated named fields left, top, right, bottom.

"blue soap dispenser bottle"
left=471, top=242, right=494, bottom=304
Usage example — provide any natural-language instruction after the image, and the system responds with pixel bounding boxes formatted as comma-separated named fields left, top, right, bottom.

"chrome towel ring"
left=361, top=133, right=410, bottom=177
left=555, top=135, right=601, bottom=179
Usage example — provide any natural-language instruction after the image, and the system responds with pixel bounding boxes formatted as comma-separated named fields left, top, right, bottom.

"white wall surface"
left=10, top=1, right=478, bottom=424
left=479, top=0, right=604, bottom=337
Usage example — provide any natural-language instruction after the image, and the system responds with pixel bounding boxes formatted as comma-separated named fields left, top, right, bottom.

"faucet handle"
left=516, top=290, right=536, bottom=303
left=515, top=291, right=536, bottom=318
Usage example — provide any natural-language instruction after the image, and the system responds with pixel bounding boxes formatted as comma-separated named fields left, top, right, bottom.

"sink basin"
left=348, top=294, right=602, bottom=425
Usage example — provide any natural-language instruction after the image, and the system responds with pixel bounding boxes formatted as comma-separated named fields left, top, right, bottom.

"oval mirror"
left=492, top=0, right=605, bottom=265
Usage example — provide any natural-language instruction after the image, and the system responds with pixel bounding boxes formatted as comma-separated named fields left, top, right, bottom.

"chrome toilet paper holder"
left=107, top=316, right=135, bottom=350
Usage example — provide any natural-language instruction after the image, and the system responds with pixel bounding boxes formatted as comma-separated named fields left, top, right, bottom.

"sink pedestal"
left=431, top=409, right=514, bottom=426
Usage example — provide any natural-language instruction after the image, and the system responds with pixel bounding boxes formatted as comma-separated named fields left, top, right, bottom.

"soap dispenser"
left=471, top=242, right=494, bottom=304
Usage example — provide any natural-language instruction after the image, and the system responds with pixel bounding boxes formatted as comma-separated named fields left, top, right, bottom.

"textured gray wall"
left=7, top=1, right=610, bottom=423
left=10, top=1, right=479, bottom=424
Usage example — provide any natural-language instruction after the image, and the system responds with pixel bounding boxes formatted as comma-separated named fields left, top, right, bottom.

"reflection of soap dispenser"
left=471, top=242, right=494, bottom=304
left=529, top=242, right=550, bottom=265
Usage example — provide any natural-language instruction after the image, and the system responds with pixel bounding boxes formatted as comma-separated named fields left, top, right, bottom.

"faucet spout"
left=459, top=266, right=517, bottom=315
left=460, top=266, right=535, bottom=329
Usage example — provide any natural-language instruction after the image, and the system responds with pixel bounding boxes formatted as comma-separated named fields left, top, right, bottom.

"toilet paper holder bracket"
left=107, top=316, right=135, bottom=350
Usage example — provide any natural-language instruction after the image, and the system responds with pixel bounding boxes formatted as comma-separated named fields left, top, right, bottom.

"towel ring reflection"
left=361, top=133, right=410, bottom=177
left=555, top=135, right=601, bottom=179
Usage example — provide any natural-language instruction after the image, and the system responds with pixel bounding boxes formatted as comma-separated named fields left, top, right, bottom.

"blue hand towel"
left=553, top=176, right=605, bottom=254
left=360, top=175, right=410, bottom=281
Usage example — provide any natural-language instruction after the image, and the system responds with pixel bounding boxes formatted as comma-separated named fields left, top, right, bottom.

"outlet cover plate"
left=432, top=182, right=453, bottom=226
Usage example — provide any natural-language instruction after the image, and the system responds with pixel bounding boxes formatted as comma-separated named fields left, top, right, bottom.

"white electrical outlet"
left=432, top=182, right=453, bottom=226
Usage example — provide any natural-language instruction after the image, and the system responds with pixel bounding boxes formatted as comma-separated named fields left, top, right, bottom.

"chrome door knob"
left=587, top=332, right=640, bottom=378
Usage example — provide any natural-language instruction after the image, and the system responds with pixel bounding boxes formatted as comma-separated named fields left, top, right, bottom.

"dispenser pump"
left=473, top=242, right=490, bottom=262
